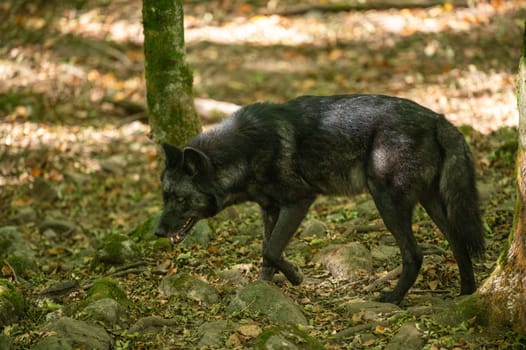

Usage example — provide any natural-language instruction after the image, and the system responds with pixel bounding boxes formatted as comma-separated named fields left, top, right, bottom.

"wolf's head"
left=155, top=143, right=218, bottom=244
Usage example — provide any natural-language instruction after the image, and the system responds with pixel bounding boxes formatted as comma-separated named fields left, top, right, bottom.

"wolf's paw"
left=260, top=266, right=277, bottom=281
left=287, top=266, right=304, bottom=285
left=375, top=291, right=402, bottom=305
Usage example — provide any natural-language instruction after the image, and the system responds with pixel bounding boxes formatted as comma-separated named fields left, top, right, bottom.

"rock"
left=159, top=272, right=219, bottom=304
left=371, top=245, right=399, bottom=263
left=345, top=301, right=400, bottom=322
left=197, top=320, right=237, bottom=348
left=32, top=336, right=74, bottom=350
left=384, top=322, right=423, bottom=350
left=0, top=226, right=37, bottom=276
left=128, top=316, right=178, bottom=334
left=300, top=219, right=328, bottom=238
left=314, top=242, right=372, bottom=280
left=0, top=279, right=25, bottom=327
left=226, top=280, right=307, bottom=325
left=94, top=233, right=138, bottom=265
left=11, top=206, right=37, bottom=224
left=182, top=219, right=212, bottom=248
left=36, top=317, right=111, bottom=350
left=85, top=277, right=130, bottom=306
left=255, top=324, right=325, bottom=350
left=81, top=298, right=126, bottom=327
left=355, top=199, right=378, bottom=219
left=219, top=264, right=253, bottom=287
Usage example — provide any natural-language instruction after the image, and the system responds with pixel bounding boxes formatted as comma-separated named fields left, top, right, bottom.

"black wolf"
left=155, top=94, right=484, bottom=304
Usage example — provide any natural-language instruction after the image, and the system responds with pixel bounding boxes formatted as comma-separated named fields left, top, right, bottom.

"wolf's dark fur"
left=156, top=94, right=484, bottom=304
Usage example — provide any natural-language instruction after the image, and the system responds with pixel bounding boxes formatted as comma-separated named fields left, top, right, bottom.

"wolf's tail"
left=436, top=116, right=485, bottom=258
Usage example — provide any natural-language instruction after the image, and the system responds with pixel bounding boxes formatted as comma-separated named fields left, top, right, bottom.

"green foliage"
left=0, top=278, right=26, bottom=327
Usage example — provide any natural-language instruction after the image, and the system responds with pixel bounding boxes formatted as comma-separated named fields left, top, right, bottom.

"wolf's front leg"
left=260, top=205, right=279, bottom=281
left=262, top=198, right=314, bottom=285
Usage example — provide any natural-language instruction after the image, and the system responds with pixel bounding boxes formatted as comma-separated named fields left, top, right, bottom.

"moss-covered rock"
left=226, top=280, right=307, bottom=325
left=255, top=324, right=325, bottom=350
left=0, top=278, right=25, bottom=327
left=432, top=294, right=488, bottom=327
left=35, top=317, right=111, bottom=350
left=84, top=278, right=130, bottom=306
left=159, top=272, right=218, bottom=304
left=0, top=226, right=37, bottom=277
left=130, top=213, right=161, bottom=242
left=94, top=233, right=139, bottom=266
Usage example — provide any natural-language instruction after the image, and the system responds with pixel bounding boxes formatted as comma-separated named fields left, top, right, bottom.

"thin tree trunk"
left=476, top=23, right=526, bottom=334
left=142, top=0, right=201, bottom=147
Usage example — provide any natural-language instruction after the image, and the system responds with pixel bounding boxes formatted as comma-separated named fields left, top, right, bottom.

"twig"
left=364, top=266, right=402, bottom=292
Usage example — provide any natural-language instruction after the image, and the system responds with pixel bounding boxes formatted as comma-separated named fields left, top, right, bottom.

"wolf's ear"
left=182, top=147, right=214, bottom=179
left=162, top=143, right=182, bottom=168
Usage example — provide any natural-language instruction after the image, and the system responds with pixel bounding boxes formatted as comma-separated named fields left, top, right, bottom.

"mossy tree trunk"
left=476, top=23, right=526, bottom=334
left=142, top=0, right=201, bottom=147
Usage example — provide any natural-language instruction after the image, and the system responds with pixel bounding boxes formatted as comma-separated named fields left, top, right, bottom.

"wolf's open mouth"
left=170, top=217, right=196, bottom=244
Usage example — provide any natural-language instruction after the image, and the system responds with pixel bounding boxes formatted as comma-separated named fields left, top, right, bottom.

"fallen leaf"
left=237, top=324, right=262, bottom=337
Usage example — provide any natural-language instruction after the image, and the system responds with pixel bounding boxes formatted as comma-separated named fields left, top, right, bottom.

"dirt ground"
left=0, top=0, right=525, bottom=348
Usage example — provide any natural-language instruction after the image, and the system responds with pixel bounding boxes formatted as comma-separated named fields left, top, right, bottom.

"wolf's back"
left=436, top=117, right=485, bottom=257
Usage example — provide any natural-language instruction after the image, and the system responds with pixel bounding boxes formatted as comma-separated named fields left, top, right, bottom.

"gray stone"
left=198, top=320, right=237, bottom=347
left=11, top=206, right=37, bottom=224
left=94, top=233, right=138, bottom=265
left=227, top=280, right=307, bottom=325
left=300, top=219, right=328, bottom=238
left=159, top=272, right=219, bottom=304
left=82, top=298, right=126, bottom=327
left=219, top=264, right=252, bottom=287
left=371, top=245, right=399, bottom=262
left=32, top=336, right=74, bottom=350
left=182, top=219, right=212, bottom=247
left=314, top=242, right=372, bottom=280
left=255, top=325, right=325, bottom=350
left=384, top=322, right=423, bottom=350
left=0, top=226, right=37, bottom=275
left=129, top=316, right=178, bottom=334
left=40, top=317, right=111, bottom=350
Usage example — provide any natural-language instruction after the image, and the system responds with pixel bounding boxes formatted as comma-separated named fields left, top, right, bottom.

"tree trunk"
left=142, top=0, right=201, bottom=147
left=476, top=23, right=526, bottom=334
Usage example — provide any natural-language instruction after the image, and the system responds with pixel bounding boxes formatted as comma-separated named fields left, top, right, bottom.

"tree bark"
left=142, top=0, right=201, bottom=147
left=476, top=23, right=526, bottom=335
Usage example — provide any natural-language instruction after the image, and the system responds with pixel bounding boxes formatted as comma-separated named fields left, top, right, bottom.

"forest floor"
left=1, top=0, right=525, bottom=348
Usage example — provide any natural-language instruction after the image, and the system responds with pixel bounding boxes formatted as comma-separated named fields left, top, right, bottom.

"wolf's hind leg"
left=369, top=185, right=422, bottom=304
left=420, top=194, right=476, bottom=295
left=263, top=198, right=314, bottom=285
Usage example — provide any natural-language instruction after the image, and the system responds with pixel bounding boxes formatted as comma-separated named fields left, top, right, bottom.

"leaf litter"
left=0, top=0, right=524, bottom=348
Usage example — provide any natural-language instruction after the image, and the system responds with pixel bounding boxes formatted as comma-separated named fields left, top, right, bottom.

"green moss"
left=130, top=213, right=160, bottom=242
left=94, top=233, right=139, bottom=266
left=432, top=294, right=487, bottom=327
left=0, top=278, right=26, bottom=327
left=85, top=278, right=130, bottom=307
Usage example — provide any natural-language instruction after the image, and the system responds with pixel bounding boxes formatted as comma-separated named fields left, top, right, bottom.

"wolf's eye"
left=176, top=197, right=185, bottom=204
